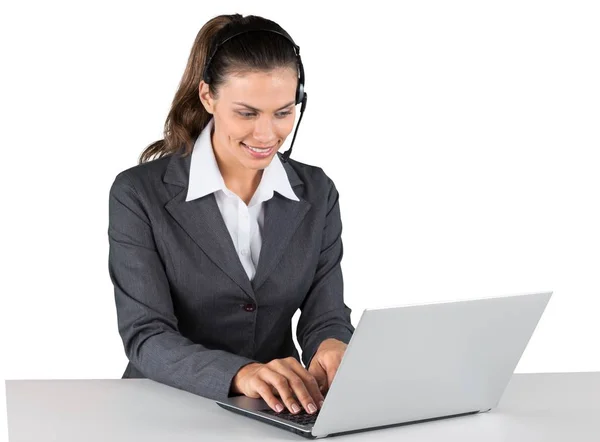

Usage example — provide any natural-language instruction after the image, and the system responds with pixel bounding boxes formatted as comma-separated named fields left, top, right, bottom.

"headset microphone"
left=281, top=92, right=307, bottom=163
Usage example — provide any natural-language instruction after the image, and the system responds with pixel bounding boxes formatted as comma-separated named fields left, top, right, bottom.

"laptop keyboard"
left=262, top=408, right=320, bottom=426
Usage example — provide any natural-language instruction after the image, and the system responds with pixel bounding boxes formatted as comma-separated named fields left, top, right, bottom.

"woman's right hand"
left=231, top=357, right=325, bottom=414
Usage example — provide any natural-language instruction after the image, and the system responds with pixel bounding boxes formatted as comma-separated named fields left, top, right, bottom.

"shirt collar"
left=185, top=118, right=299, bottom=204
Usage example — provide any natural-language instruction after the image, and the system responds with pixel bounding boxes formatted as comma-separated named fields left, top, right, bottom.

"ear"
left=199, top=80, right=215, bottom=114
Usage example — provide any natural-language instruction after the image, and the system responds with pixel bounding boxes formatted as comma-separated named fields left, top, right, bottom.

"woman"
left=108, top=13, right=354, bottom=417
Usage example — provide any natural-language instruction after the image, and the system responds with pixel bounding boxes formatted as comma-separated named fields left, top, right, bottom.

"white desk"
left=6, top=373, right=600, bottom=441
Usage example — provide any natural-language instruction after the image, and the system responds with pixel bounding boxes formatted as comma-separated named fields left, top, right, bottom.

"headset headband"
left=202, top=20, right=305, bottom=105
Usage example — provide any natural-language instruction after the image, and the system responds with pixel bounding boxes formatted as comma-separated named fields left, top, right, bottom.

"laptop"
left=216, top=291, right=552, bottom=438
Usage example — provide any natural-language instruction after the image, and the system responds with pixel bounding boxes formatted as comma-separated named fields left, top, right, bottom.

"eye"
left=236, top=110, right=293, bottom=118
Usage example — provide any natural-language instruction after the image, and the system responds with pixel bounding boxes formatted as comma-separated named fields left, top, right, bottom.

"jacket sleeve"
left=108, top=172, right=255, bottom=401
left=296, top=175, right=355, bottom=368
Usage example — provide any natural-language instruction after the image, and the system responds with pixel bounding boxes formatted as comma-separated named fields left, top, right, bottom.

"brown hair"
left=138, top=14, right=299, bottom=164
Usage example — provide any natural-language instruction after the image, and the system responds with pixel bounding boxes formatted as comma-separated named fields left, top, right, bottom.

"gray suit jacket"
left=107, top=150, right=355, bottom=401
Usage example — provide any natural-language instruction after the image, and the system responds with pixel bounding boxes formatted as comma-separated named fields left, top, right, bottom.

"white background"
left=1, top=0, right=599, bottom=439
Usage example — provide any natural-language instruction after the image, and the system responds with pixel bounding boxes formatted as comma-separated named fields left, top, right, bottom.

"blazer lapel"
left=252, top=160, right=312, bottom=292
left=162, top=150, right=312, bottom=297
left=163, top=151, right=255, bottom=300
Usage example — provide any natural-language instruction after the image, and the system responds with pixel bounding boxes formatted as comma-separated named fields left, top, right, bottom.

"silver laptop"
left=216, top=291, right=552, bottom=439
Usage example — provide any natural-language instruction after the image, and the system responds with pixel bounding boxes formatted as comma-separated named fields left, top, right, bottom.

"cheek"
left=274, top=118, right=296, bottom=136
left=223, top=121, right=250, bottom=144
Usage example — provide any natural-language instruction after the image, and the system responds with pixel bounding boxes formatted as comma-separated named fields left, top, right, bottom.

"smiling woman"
left=108, top=13, right=354, bottom=418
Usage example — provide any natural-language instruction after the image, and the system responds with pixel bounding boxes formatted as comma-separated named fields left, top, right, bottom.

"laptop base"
left=217, top=401, right=483, bottom=439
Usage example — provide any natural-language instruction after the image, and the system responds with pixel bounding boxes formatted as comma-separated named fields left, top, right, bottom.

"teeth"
left=244, top=143, right=273, bottom=153
left=249, top=146, right=270, bottom=152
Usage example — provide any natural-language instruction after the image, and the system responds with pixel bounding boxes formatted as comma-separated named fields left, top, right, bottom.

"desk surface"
left=6, top=373, right=600, bottom=441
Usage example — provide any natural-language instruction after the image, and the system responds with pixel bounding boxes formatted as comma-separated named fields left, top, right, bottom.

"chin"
left=241, top=156, right=274, bottom=170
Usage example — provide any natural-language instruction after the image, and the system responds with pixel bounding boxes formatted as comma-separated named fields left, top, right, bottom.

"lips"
left=241, top=142, right=277, bottom=149
left=241, top=142, right=277, bottom=158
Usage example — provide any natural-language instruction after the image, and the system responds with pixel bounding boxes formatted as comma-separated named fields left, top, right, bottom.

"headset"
left=202, top=19, right=308, bottom=162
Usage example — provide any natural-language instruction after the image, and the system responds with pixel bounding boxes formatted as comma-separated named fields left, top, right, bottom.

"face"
left=199, top=67, right=297, bottom=172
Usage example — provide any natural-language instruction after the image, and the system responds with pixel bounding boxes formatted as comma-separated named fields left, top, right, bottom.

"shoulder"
left=280, top=155, right=338, bottom=201
left=110, top=154, right=174, bottom=195
left=108, top=154, right=180, bottom=224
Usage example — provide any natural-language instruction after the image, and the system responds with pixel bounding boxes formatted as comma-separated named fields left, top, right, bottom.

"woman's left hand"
left=307, top=338, right=348, bottom=397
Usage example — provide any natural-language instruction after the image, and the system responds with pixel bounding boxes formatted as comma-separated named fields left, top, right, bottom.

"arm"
left=108, top=172, right=255, bottom=400
left=296, top=175, right=355, bottom=369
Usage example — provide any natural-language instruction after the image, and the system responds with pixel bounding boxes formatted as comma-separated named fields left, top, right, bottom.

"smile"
left=241, top=142, right=276, bottom=158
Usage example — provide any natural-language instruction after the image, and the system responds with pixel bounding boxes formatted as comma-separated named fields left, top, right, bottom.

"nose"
left=252, top=115, right=276, bottom=144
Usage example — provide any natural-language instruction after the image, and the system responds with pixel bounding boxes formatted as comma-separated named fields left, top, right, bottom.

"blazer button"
left=243, top=303, right=256, bottom=312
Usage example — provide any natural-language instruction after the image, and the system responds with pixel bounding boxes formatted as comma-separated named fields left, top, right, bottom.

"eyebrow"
left=233, top=101, right=295, bottom=112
